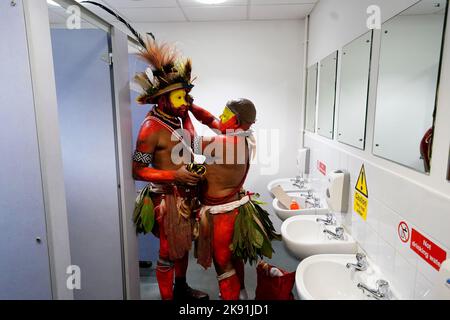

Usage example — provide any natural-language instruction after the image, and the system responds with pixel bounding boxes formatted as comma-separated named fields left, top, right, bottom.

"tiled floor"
left=140, top=240, right=300, bottom=300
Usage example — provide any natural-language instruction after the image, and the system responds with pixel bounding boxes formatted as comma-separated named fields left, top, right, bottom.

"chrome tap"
left=316, top=213, right=336, bottom=226
left=305, top=191, right=320, bottom=208
left=346, top=253, right=368, bottom=271
left=323, top=226, right=344, bottom=240
left=291, top=176, right=306, bottom=189
left=357, top=279, right=390, bottom=300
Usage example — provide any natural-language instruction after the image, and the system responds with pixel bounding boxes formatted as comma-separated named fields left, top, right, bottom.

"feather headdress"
left=135, top=38, right=194, bottom=104
left=81, top=1, right=194, bottom=104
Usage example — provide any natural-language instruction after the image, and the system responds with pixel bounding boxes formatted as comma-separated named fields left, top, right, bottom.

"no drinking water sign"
left=410, top=228, right=447, bottom=271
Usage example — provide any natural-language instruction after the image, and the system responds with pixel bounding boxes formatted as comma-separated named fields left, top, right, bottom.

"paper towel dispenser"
left=325, top=170, right=350, bottom=213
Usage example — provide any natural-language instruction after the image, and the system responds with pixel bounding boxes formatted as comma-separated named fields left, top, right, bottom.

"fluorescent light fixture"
left=196, top=0, right=228, bottom=4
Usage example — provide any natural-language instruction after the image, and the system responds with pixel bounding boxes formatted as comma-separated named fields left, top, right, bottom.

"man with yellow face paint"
left=132, top=39, right=222, bottom=300
left=190, top=100, right=280, bottom=300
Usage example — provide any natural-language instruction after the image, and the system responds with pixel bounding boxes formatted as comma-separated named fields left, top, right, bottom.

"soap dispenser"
left=325, top=170, right=350, bottom=213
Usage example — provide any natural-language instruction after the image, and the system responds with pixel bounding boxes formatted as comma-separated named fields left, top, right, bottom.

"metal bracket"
left=100, top=52, right=113, bottom=65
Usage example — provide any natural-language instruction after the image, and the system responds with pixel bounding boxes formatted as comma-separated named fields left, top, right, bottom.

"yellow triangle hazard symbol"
left=355, top=164, right=368, bottom=198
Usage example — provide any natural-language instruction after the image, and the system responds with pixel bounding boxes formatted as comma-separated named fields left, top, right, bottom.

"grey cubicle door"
left=0, top=0, right=53, bottom=300
left=51, top=28, right=124, bottom=299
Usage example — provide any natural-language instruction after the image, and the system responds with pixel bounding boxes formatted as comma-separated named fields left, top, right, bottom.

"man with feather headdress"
left=132, top=38, right=216, bottom=300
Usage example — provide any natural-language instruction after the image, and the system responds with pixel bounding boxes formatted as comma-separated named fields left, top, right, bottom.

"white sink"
left=267, top=178, right=311, bottom=195
left=272, top=193, right=329, bottom=221
left=281, top=215, right=357, bottom=259
left=296, top=254, right=399, bottom=300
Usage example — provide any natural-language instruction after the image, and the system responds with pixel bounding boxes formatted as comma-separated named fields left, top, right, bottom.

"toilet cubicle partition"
left=49, top=3, right=140, bottom=299
left=0, top=0, right=139, bottom=299
left=0, top=0, right=53, bottom=299
left=51, top=27, right=125, bottom=300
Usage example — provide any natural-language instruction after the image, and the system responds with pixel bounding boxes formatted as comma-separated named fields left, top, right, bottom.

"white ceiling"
left=76, top=0, right=318, bottom=23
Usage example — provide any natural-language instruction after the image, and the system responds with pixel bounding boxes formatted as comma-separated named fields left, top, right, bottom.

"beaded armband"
left=132, top=151, right=153, bottom=165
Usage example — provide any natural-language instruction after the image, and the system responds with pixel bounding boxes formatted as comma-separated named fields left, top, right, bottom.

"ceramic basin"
left=296, top=254, right=398, bottom=300
left=281, top=215, right=357, bottom=259
left=267, top=178, right=311, bottom=195
left=272, top=192, right=329, bottom=221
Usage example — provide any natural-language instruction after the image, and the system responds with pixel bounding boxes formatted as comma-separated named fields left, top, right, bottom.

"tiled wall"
left=304, top=133, right=450, bottom=300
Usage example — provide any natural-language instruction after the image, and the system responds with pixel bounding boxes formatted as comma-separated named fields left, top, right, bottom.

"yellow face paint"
left=219, top=107, right=236, bottom=123
left=169, top=89, right=188, bottom=108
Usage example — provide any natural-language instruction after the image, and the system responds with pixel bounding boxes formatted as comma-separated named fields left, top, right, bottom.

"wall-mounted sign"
left=410, top=228, right=447, bottom=271
left=317, top=160, right=327, bottom=176
left=354, top=164, right=369, bottom=220
left=398, top=221, right=410, bottom=243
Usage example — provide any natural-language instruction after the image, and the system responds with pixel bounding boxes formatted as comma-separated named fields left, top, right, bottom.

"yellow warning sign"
left=355, top=164, right=368, bottom=197
left=354, top=191, right=368, bottom=220
left=354, top=164, right=369, bottom=220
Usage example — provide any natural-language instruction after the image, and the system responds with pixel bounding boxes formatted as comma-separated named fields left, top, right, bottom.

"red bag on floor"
left=255, top=261, right=295, bottom=300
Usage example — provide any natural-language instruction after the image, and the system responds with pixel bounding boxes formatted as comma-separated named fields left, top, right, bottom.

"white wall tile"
left=366, top=197, right=380, bottom=231
left=376, top=238, right=396, bottom=281
left=377, top=200, right=399, bottom=248
left=414, top=271, right=434, bottom=300
left=392, top=252, right=417, bottom=299
left=364, top=225, right=379, bottom=260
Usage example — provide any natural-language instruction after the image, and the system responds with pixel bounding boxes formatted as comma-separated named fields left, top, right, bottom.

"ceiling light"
left=196, top=0, right=228, bottom=4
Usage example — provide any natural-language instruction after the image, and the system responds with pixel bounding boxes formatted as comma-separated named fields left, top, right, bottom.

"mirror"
left=305, top=63, right=318, bottom=133
left=337, top=31, right=373, bottom=149
left=373, top=0, right=447, bottom=173
left=447, top=147, right=450, bottom=181
left=317, top=51, right=338, bottom=139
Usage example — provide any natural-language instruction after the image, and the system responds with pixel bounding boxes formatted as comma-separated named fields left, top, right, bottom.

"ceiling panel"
left=249, top=3, right=314, bottom=20
left=103, top=0, right=178, bottom=8
left=119, top=7, right=186, bottom=22
left=183, top=5, right=247, bottom=21
left=179, top=0, right=248, bottom=7
left=250, top=0, right=317, bottom=4
left=64, top=0, right=316, bottom=23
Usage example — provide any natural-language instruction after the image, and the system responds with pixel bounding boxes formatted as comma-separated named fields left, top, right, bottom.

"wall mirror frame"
left=373, top=0, right=448, bottom=174
left=305, top=63, right=318, bottom=133
left=337, top=30, right=373, bottom=150
left=317, top=51, right=338, bottom=139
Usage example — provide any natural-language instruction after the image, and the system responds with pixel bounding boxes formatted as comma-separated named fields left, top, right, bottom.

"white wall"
left=305, top=0, right=450, bottom=300
left=134, top=20, right=305, bottom=203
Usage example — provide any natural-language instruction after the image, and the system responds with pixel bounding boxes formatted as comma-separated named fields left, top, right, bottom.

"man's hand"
left=174, top=166, right=201, bottom=185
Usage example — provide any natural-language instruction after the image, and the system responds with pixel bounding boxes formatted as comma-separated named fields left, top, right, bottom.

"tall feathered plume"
left=80, top=1, right=154, bottom=48
left=138, top=38, right=178, bottom=74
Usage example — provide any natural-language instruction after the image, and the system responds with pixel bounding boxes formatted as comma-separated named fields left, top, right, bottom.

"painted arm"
left=132, top=119, right=201, bottom=184
left=132, top=119, right=176, bottom=183
left=190, top=103, right=220, bottom=130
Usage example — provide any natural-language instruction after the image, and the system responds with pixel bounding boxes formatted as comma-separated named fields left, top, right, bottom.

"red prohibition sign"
left=398, top=221, right=410, bottom=243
